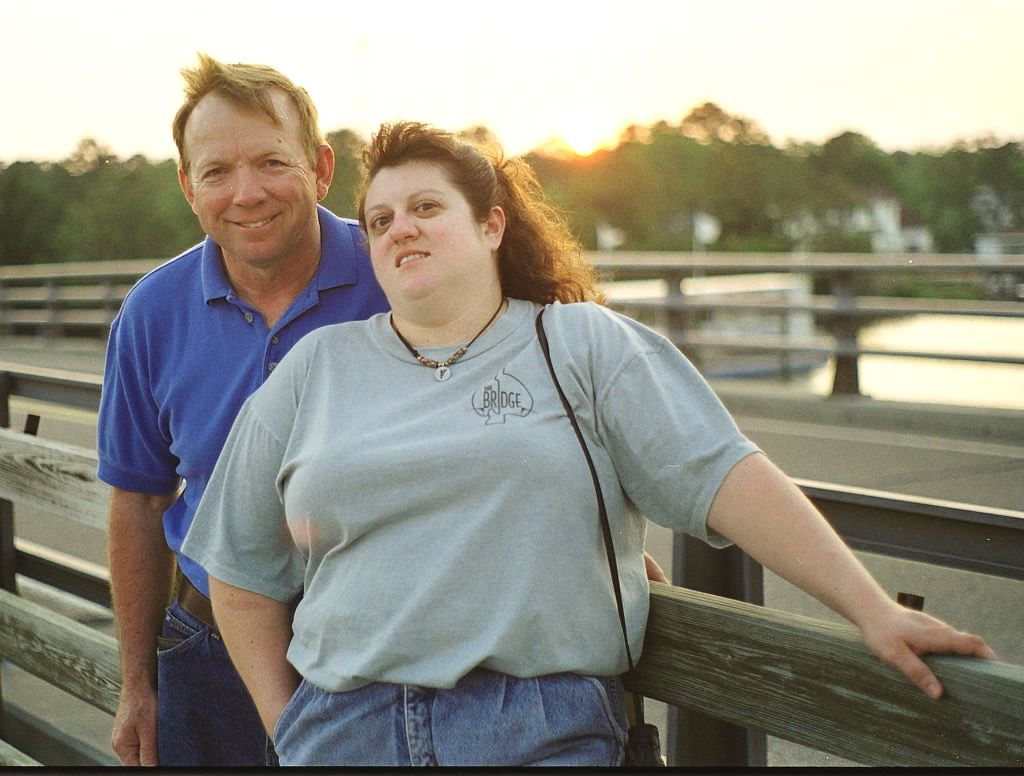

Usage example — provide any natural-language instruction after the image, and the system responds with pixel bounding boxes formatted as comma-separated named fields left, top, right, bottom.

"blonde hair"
left=357, top=122, right=604, bottom=305
left=172, top=53, right=324, bottom=174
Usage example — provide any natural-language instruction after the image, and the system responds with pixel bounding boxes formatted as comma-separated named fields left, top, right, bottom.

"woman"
left=182, top=122, right=995, bottom=766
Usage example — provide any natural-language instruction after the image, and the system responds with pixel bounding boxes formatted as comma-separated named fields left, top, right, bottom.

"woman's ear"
left=484, top=205, right=506, bottom=250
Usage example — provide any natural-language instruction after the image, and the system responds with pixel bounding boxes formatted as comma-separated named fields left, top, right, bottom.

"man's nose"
left=231, top=167, right=265, bottom=205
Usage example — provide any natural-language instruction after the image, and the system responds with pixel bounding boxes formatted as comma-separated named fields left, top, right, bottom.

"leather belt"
left=176, top=575, right=217, bottom=631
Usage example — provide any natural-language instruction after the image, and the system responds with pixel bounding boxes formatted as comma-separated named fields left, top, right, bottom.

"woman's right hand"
left=855, top=599, right=997, bottom=698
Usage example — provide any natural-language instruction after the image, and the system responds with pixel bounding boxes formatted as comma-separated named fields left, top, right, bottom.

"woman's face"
left=362, top=160, right=504, bottom=308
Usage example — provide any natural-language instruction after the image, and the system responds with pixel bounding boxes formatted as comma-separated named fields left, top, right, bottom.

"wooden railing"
left=3, top=572, right=1022, bottom=766
left=2, top=254, right=1023, bottom=396
left=0, top=366, right=1022, bottom=765
left=0, top=260, right=156, bottom=339
left=592, top=251, right=1024, bottom=394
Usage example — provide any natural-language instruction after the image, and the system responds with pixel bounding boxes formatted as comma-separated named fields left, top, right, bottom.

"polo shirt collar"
left=200, top=206, right=362, bottom=303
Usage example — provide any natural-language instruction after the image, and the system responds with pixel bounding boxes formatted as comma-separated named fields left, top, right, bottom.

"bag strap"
left=535, top=308, right=645, bottom=726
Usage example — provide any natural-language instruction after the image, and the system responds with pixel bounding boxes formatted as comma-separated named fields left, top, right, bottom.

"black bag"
left=537, top=309, right=666, bottom=767
left=624, top=722, right=666, bottom=768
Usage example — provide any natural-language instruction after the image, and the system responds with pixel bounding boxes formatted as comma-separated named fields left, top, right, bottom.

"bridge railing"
left=0, top=260, right=157, bottom=339
left=591, top=250, right=1024, bottom=394
left=0, top=363, right=1022, bottom=765
left=2, top=253, right=1023, bottom=396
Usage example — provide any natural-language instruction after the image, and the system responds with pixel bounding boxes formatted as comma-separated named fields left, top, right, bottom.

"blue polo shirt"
left=97, top=206, right=389, bottom=594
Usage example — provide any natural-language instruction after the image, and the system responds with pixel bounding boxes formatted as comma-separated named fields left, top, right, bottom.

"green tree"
left=322, top=128, right=365, bottom=220
left=896, top=148, right=982, bottom=252
left=680, top=102, right=771, bottom=145
left=0, top=161, right=71, bottom=264
left=813, top=131, right=896, bottom=191
left=50, top=139, right=202, bottom=261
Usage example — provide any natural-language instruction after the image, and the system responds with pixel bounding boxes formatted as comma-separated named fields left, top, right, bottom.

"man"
left=97, top=54, right=389, bottom=766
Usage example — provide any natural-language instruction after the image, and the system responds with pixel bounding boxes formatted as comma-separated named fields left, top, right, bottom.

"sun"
left=560, top=125, right=606, bottom=157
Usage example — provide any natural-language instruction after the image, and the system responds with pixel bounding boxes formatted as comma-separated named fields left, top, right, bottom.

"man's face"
left=178, top=90, right=333, bottom=273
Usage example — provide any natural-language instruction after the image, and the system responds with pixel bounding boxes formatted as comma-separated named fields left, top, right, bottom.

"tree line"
left=2, top=103, right=1022, bottom=265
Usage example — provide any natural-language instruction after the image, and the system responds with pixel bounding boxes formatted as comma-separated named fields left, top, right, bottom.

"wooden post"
left=0, top=373, right=14, bottom=596
left=0, top=373, right=9, bottom=743
left=668, top=535, right=766, bottom=766
left=45, top=279, right=65, bottom=341
left=0, top=281, right=8, bottom=337
left=663, top=270, right=688, bottom=353
left=829, top=270, right=861, bottom=396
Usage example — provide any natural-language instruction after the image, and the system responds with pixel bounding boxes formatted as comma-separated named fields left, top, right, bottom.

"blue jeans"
left=273, top=667, right=628, bottom=766
left=156, top=600, right=271, bottom=766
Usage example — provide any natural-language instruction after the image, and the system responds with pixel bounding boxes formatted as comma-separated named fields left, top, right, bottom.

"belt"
left=176, top=575, right=217, bottom=631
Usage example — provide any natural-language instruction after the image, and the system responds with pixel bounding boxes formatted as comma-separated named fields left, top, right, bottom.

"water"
left=799, top=314, right=1024, bottom=411
left=604, top=278, right=1024, bottom=412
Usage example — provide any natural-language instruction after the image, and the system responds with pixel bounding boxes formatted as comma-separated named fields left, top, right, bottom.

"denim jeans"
left=273, top=667, right=628, bottom=766
left=156, top=600, right=271, bottom=766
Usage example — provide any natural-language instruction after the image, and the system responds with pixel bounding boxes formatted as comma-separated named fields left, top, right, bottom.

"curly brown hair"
left=357, top=122, right=604, bottom=305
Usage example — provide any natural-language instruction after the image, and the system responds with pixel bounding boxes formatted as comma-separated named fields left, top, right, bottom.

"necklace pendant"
left=435, top=365, right=452, bottom=382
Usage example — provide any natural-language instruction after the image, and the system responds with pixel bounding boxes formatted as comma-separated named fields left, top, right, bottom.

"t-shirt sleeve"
left=585, top=307, right=760, bottom=546
left=180, top=371, right=307, bottom=602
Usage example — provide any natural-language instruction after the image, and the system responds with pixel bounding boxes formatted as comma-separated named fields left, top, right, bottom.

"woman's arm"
left=208, top=576, right=300, bottom=736
left=706, top=452, right=997, bottom=698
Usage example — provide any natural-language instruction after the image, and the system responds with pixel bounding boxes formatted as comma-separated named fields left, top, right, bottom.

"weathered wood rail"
left=592, top=250, right=1024, bottom=394
left=2, top=253, right=1023, bottom=396
left=0, top=260, right=154, bottom=338
left=0, top=423, right=1022, bottom=765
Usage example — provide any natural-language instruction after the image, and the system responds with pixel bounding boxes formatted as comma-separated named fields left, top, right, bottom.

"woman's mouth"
left=397, top=251, right=429, bottom=268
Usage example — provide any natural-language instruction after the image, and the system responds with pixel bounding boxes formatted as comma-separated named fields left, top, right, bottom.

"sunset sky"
left=3, top=0, right=1023, bottom=163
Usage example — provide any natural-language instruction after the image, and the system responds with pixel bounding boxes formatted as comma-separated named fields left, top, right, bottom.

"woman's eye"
left=415, top=201, right=438, bottom=215
left=369, top=215, right=391, bottom=232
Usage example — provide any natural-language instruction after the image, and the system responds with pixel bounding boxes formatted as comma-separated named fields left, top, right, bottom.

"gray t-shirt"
left=182, top=299, right=759, bottom=692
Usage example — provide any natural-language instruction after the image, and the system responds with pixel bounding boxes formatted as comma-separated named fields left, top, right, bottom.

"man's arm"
left=208, top=577, right=300, bottom=738
left=107, top=487, right=177, bottom=767
left=706, top=452, right=996, bottom=698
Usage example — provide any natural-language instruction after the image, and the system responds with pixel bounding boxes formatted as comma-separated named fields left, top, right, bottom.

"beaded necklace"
left=391, top=298, right=506, bottom=382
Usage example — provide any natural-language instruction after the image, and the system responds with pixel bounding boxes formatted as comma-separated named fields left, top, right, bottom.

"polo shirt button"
left=271, top=335, right=280, bottom=344
left=268, top=362, right=279, bottom=372
left=244, top=312, right=254, bottom=324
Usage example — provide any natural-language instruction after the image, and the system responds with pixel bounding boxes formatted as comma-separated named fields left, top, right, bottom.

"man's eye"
left=202, top=168, right=225, bottom=180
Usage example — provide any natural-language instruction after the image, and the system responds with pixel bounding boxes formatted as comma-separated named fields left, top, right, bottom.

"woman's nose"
left=389, top=212, right=417, bottom=242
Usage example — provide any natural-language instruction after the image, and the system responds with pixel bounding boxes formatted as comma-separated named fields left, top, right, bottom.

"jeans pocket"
left=582, top=676, right=629, bottom=748
left=272, top=678, right=310, bottom=748
left=156, top=608, right=209, bottom=659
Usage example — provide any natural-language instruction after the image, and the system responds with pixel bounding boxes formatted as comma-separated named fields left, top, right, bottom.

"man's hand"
left=111, top=682, right=159, bottom=766
left=107, top=487, right=177, bottom=766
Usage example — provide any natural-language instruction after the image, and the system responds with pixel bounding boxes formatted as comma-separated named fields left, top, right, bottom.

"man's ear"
left=314, top=143, right=335, bottom=201
left=178, top=167, right=198, bottom=214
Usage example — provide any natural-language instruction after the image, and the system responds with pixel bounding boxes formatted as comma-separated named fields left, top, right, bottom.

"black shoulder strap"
left=535, top=307, right=645, bottom=724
